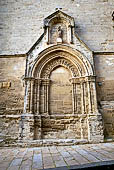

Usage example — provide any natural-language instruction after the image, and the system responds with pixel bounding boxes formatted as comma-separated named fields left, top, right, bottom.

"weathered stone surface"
left=17, top=10, right=103, bottom=143
left=0, top=5, right=114, bottom=145
left=0, top=57, right=26, bottom=143
left=1, top=143, right=114, bottom=169
left=94, top=54, right=114, bottom=138
left=0, top=0, right=114, bottom=55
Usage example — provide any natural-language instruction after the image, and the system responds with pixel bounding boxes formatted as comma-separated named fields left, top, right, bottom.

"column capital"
left=34, top=78, right=42, bottom=85
left=41, top=78, right=51, bottom=85
left=24, top=77, right=35, bottom=82
left=85, top=75, right=96, bottom=82
left=70, top=77, right=86, bottom=84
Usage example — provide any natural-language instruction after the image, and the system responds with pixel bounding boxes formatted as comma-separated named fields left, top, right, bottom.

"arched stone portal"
left=20, top=46, right=104, bottom=142
left=19, top=10, right=104, bottom=143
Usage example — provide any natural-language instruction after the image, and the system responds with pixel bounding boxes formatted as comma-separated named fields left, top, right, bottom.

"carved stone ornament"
left=20, top=10, right=104, bottom=144
left=43, top=10, right=75, bottom=44
left=57, top=26, right=63, bottom=43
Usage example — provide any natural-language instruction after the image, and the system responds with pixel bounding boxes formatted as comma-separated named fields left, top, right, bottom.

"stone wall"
left=94, top=53, right=114, bottom=139
left=49, top=67, right=72, bottom=115
left=41, top=115, right=88, bottom=139
left=0, top=53, right=113, bottom=142
left=0, top=0, right=114, bottom=54
left=0, top=0, right=114, bottom=143
left=0, top=56, right=26, bottom=143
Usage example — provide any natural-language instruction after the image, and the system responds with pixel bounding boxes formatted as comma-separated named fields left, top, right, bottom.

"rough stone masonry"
left=0, top=0, right=114, bottom=146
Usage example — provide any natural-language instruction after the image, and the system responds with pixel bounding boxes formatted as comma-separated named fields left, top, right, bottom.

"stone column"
left=34, top=79, right=42, bottom=140
left=30, top=78, right=34, bottom=113
left=71, top=78, right=79, bottom=114
left=91, top=80, right=98, bottom=113
left=80, top=117, right=84, bottom=139
left=72, top=83, right=75, bottom=114
left=23, top=79, right=30, bottom=113
left=87, top=80, right=92, bottom=113
left=36, top=79, right=41, bottom=115
left=42, top=79, right=50, bottom=114
left=46, top=26, right=49, bottom=44
left=46, top=81, right=49, bottom=113
left=86, top=76, right=104, bottom=143
left=23, top=77, right=35, bottom=113
left=81, top=82, right=85, bottom=114
left=68, top=25, right=73, bottom=44
left=87, top=76, right=98, bottom=114
left=34, top=79, right=37, bottom=114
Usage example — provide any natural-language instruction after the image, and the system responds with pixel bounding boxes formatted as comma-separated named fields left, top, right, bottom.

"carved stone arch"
left=20, top=11, right=104, bottom=143
left=47, top=13, right=72, bottom=26
left=40, top=57, right=79, bottom=79
left=34, top=55, right=81, bottom=78
left=31, top=45, right=94, bottom=78
left=21, top=44, right=104, bottom=142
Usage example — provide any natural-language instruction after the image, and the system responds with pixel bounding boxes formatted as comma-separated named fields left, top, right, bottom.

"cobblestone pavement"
left=0, top=142, right=114, bottom=170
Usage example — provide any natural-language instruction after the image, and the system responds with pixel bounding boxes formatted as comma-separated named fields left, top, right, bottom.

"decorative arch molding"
left=20, top=10, right=104, bottom=143
left=29, top=45, right=94, bottom=78
left=40, top=57, right=79, bottom=78
left=22, top=45, right=103, bottom=142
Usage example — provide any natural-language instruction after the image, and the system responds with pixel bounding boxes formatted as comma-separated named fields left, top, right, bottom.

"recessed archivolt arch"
left=34, top=55, right=83, bottom=78
left=29, top=45, right=94, bottom=78
left=40, top=57, right=79, bottom=78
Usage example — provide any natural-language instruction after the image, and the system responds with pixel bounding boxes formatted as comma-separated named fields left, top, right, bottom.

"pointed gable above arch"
left=22, top=10, right=104, bottom=143
left=27, top=10, right=94, bottom=76
left=44, top=10, right=74, bottom=44
left=44, top=10, right=75, bottom=27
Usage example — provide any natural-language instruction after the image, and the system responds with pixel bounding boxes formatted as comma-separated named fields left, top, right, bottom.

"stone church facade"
left=0, top=0, right=114, bottom=145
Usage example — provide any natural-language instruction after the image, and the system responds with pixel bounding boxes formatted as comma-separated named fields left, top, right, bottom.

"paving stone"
left=10, top=158, right=22, bottom=166
left=20, top=156, right=33, bottom=170
left=20, top=165, right=31, bottom=170
left=54, top=160, right=67, bottom=168
left=89, top=145, right=114, bottom=160
left=66, top=159, right=79, bottom=166
left=52, top=155, right=64, bottom=161
left=7, top=166, right=20, bottom=170
left=0, top=161, right=10, bottom=170
left=32, top=153, right=43, bottom=169
left=83, top=147, right=111, bottom=161
left=74, top=146, right=100, bottom=163
left=59, top=151, right=71, bottom=158
left=0, top=143, right=114, bottom=170
left=67, top=150, right=90, bottom=164
left=41, top=147, right=50, bottom=154
left=42, top=153, right=52, bottom=158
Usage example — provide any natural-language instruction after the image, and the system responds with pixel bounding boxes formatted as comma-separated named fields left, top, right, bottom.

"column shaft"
left=42, top=79, right=50, bottom=114
left=30, top=80, right=34, bottom=113
left=37, top=81, right=40, bottom=114
left=46, top=84, right=49, bottom=113
left=81, top=82, right=85, bottom=114
left=72, top=83, right=75, bottom=114
left=87, top=81, right=92, bottom=113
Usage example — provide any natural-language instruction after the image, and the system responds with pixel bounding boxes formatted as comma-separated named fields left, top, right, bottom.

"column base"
left=19, top=114, right=42, bottom=140
left=87, top=113, right=104, bottom=143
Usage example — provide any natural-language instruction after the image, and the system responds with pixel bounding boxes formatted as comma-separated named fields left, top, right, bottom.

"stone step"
left=0, top=139, right=88, bottom=147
